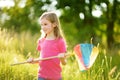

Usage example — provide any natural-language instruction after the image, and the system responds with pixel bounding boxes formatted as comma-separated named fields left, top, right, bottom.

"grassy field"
left=0, top=29, right=120, bottom=80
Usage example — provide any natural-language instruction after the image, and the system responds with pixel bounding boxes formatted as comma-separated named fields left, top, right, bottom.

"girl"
left=28, top=12, right=67, bottom=80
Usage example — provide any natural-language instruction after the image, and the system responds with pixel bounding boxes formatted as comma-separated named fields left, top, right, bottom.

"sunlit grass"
left=0, top=29, right=39, bottom=80
left=0, top=49, right=38, bottom=80
left=0, top=29, right=120, bottom=80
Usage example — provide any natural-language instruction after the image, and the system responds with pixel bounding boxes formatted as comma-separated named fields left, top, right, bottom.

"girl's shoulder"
left=57, top=38, right=66, bottom=44
left=37, top=38, right=45, bottom=43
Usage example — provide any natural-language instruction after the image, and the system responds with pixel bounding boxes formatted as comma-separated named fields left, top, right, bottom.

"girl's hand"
left=27, top=58, right=34, bottom=63
left=58, top=53, right=65, bottom=58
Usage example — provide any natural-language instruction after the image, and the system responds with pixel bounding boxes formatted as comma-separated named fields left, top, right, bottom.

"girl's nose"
left=41, top=26, right=44, bottom=29
left=41, top=26, right=46, bottom=31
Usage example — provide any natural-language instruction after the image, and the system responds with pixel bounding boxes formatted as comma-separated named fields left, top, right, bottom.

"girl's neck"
left=46, top=32, right=56, bottom=40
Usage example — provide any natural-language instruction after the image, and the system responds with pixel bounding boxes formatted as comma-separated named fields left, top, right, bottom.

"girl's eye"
left=41, top=24, right=47, bottom=26
left=44, top=23, right=47, bottom=25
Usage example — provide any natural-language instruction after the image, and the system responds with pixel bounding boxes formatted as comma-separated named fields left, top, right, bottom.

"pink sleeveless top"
left=37, top=38, right=66, bottom=79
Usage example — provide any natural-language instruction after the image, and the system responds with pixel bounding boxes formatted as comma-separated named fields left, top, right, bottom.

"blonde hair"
left=40, top=12, right=63, bottom=39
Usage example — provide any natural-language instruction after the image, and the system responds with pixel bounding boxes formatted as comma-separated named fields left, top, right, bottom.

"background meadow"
left=0, top=28, right=120, bottom=80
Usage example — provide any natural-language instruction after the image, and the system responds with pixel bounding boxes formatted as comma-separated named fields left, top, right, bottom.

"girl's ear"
left=53, top=22, right=57, bottom=27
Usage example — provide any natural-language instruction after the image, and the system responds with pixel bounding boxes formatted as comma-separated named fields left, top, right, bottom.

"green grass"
left=0, top=29, right=120, bottom=80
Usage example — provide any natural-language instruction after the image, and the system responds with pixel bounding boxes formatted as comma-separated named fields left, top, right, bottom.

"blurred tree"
left=0, top=0, right=120, bottom=48
left=105, top=0, right=120, bottom=48
left=56, top=0, right=104, bottom=26
left=56, top=0, right=120, bottom=48
left=56, top=0, right=102, bottom=44
left=1, top=0, right=46, bottom=33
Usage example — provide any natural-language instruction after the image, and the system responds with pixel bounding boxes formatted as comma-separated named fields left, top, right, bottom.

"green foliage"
left=1, top=0, right=45, bottom=33
left=57, top=0, right=120, bottom=48
left=61, top=20, right=100, bottom=50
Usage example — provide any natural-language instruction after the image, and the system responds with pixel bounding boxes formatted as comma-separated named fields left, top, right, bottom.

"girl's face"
left=40, top=18, right=55, bottom=35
